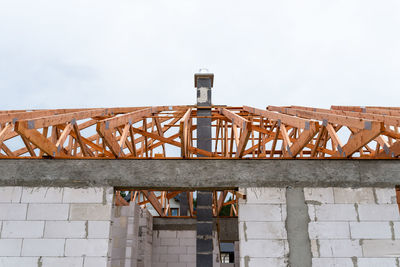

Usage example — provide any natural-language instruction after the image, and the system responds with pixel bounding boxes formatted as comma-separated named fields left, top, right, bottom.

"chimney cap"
left=194, top=72, right=214, bottom=88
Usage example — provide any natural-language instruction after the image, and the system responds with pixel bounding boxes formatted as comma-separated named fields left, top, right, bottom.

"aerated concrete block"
left=88, top=221, right=111, bottom=238
left=350, top=222, right=392, bottom=239
left=167, top=246, right=187, bottom=255
left=27, top=203, right=69, bottom=220
left=0, top=239, right=22, bottom=256
left=333, top=188, right=375, bottom=204
left=0, top=257, right=39, bottom=267
left=0, top=187, right=22, bottom=203
left=308, top=222, right=350, bottom=239
left=245, top=187, right=286, bottom=204
left=358, top=204, right=400, bottom=221
left=179, top=254, right=195, bottom=262
left=314, top=204, right=357, bottom=221
left=375, top=188, right=397, bottom=204
left=63, top=187, right=104, bottom=203
left=1, top=221, right=44, bottom=238
left=21, top=239, right=65, bottom=256
left=357, top=258, right=397, bottom=267
left=240, top=239, right=286, bottom=258
left=69, top=204, right=112, bottom=220
left=362, top=240, right=400, bottom=257
left=312, top=258, right=354, bottom=267
left=158, top=230, right=177, bottom=238
left=84, top=257, right=108, bottom=267
left=44, top=221, right=86, bottom=238
left=239, top=257, right=287, bottom=267
left=65, top=239, right=109, bottom=257
left=304, top=187, right=334, bottom=204
left=159, top=254, right=179, bottom=263
left=238, top=204, right=283, bottom=222
left=318, top=239, right=362, bottom=257
left=41, top=257, right=83, bottom=267
left=239, top=221, right=287, bottom=240
left=21, top=187, right=63, bottom=203
left=0, top=203, right=27, bottom=220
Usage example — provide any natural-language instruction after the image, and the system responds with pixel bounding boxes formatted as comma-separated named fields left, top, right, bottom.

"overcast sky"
left=0, top=0, right=399, bottom=110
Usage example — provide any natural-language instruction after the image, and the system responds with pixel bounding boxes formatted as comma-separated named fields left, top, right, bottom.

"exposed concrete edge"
left=0, top=159, right=399, bottom=188
left=286, top=187, right=312, bottom=267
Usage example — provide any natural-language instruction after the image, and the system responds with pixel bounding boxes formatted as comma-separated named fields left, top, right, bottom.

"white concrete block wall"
left=0, top=186, right=113, bottom=267
left=306, top=187, right=400, bottom=267
left=126, top=203, right=140, bottom=267
left=137, top=207, right=153, bottom=267
left=238, top=187, right=288, bottom=267
left=152, top=229, right=221, bottom=267
left=109, top=202, right=142, bottom=267
left=152, top=230, right=196, bottom=267
left=110, top=206, right=129, bottom=267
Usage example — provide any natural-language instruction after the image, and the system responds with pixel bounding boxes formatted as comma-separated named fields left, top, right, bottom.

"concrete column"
left=195, top=71, right=214, bottom=266
left=286, top=187, right=312, bottom=267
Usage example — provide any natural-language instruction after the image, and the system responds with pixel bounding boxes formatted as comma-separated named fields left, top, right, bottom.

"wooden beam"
left=333, top=122, right=383, bottom=157
left=219, top=108, right=250, bottom=129
left=153, top=117, right=166, bottom=157
left=97, top=123, right=123, bottom=157
left=236, top=125, right=251, bottom=158
left=142, top=190, right=164, bottom=217
left=72, top=122, right=94, bottom=157
left=20, top=135, right=36, bottom=157
left=0, top=123, right=13, bottom=148
left=289, top=122, right=319, bottom=157
left=245, top=106, right=310, bottom=129
left=55, top=123, right=73, bottom=152
left=15, top=121, right=66, bottom=157
left=270, top=124, right=280, bottom=158
left=311, top=126, right=325, bottom=157
left=0, top=108, right=86, bottom=124
left=99, top=108, right=155, bottom=130
left=326, top=123, right=343, bottom=154
left=269, top=106, right=377, bottom=130
left=292, top=105, right=400, bottom=127
left=20, top=109, right=113, bottom=129
left=131, top=126, right=215, bottom=157
left=180, top=108, right=192, bottom=158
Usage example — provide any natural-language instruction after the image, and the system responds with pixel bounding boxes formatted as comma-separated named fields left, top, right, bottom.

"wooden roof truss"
left=115, top=189, right=242, bottom=218
left=0, top=105, right=399, bottom=159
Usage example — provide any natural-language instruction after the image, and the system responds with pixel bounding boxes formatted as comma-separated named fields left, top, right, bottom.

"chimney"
left=195, top=69, right=214, bottom=106
left=194, top=69, right=213, bottom=154
left=194, top=69, right=214, bottom=267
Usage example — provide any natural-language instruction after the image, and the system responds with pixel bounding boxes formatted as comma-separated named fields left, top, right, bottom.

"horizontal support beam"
left=0, top=159, right=399, bottom=188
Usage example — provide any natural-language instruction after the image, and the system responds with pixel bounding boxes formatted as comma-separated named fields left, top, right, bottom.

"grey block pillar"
left=179, top=193, right=188, bottom=216
left=195, top=71, right=214, bottom=267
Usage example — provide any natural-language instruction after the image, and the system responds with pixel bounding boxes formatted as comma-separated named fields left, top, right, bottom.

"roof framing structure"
left=0, top=105, right=399, bottom=159
left=115, top=189, right=243, bottom=218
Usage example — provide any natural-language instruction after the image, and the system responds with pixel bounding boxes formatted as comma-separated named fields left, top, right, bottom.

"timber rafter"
left=0, top=105, right=399, bottom=159
left=114, top=189, right=243, bottom=218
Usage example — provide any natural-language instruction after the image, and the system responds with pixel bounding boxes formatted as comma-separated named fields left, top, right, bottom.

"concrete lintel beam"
left=0, top=159, right=399, bottom=188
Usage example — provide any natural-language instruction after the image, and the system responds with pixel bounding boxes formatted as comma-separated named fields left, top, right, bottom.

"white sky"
left=0, top=0, right=399, bottom=110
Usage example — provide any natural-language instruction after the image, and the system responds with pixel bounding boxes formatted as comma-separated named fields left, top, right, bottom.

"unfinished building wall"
left=306, top=187, right=400, bottom=267
left=110, top=203, right=143, bottom=267
left=238, top=187, right=288, bottom=267
left=137, top=207, right=153, bottom=267
left=238, top=186, right=400, bottom=267
left=152, top=229, right=220, bottom=267
left=0, top=186, right=113, bottom=267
